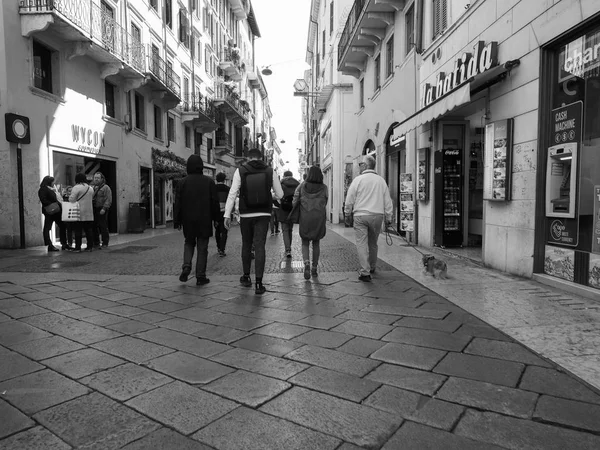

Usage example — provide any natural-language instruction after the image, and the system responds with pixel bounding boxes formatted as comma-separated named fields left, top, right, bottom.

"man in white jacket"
left=344, top=155, right=394, bottom=282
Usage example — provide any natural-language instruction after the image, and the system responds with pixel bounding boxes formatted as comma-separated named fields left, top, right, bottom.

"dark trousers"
left=270, top=210, right=280, bottom=233
left=215, top=214, right=228, bottom=252
left=73, top=221, right=94, bottom=250
left=42, top=212, right=67, bottom=247
left=281, top=221, right=294, bottom=252
left=93, top=207, right=109, bottom=246
left=182, top=231, right=209, bottom=278
left=240, top=216, right=270, bottom=280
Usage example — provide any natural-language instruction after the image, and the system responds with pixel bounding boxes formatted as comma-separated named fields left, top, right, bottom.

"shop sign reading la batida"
left=421, top=41, right=498, bottom=108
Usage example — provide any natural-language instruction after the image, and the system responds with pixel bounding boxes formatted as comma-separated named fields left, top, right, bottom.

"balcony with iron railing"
left=19, top=0, right=146, bottom=83
left=146, top=48, right=181, bottom=108
left=213, top=83, right=249, bottom=125
left=229, top=0, right=249, bottom=20
left=214, top=129, right=233, bottom=155
left=181, top=93, right=218, bottom=133
left=218, top=48, right=244, bottom=82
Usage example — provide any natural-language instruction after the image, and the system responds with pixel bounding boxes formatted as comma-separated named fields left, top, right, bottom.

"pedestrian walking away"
left=224, top=148, right=284, bottom=294
left=294, top=166, right=328, bottom=280
left=344, top=155, right=393, bottom=282
left=38, top=175, right=68, bottom=252
left=92, top=171, right=112, bottom=249
left=174, top=155, right=220, bottom=286
left=270, top=191, right=281, bottom=236
left=215, top=172, right=230, bottom=257
left=276, top=170, right=300, bottom=258
left=69, top=173, right=95, bottom=252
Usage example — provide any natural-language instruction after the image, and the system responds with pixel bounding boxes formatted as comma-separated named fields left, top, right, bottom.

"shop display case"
left=434, top=148, right=463, bottom=247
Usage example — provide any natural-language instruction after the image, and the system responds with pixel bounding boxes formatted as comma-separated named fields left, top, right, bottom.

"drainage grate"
left=109, top=246, right=157, bottom=254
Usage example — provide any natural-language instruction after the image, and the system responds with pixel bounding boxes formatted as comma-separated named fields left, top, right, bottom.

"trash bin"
left=127, top=202, right=146, bottom=233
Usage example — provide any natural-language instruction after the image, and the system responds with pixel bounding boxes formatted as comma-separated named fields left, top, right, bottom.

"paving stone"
left=106, top=319, right=155, bottom=334
left=203, top=369, right=291, bottom=407
left=455, top=409, right=600, bottom=449
left=252, top=322, right=311, bottom=339
left=22, top=313, right=122, bottom=344
left=170, top=307, right=223, bottom=323
left=408, top=398, right=465, bottom=431
left=193, top=323, right=251, bottom=343
left=394, top=316, right=462, bottom=332
left=383, top=326, right=472, bottom=352
left=366, top=364, right=447, bottom=395
left=331, top=320, right=394, bottom=340
left=135, top=327, right=230, bottom=358
left=334, top=310, right=399, bottom=325
left=519, top=365, right=600, bottom=404
left=61, top=307, right=104, bottom=319
left=464, top=338, right=552, bottom=367
left=287, top=345, right=380, bottom=377
left=433, top=352, right=525, bottom=387
left=76, top=298, right=121, bottom=310
left=364, top=385, right=424, bottom=417
left=0, top=298, right=34, bottom=311
left=102, top=305, right=148, bottom=317
left=260, top=387, right=401, bottom=448
left=155, top=317, right=208, bottom=334
left=534, top=395, right=600, bottom=433
left=31, top=298, right=80, bottom=312
left=140, top=301, right=189, bottom=313
left=0, top=399, right=35, bottom=439
left=212, top=303, right=263, bottom=315
left=294, top=314, right=346, bottom=329
left=0, top=425, right=71, bottom=450
left=192, top=406, right=340, bottom=450
left=121, top=428, right=213, bottom=450
left=34, top=392, right=160, bottom=449
left=2, top=303, right=49, bottom=319
left=0, top=311, right=10, bottom=322
left=92, top=336, right=175, bottom=363
left=286, top=304, right=349, bottom=317
left=436, top=377, right=538, bottom=418
left=80, top=312, right=130, bottom=326
left=81, top=362, right=173, bottom=401
left=131, top=311, right=171, bottom=324
left=362, top=305, right=449, bottom=319
left=205, top=312, right=272, bottom=331
left=126, top=381, right=237, bottom=435
left=335, top=444, right=366, bottom=450
left=100, top=291, right=143, bottom=302
left=0, top=320, right=51, bottom=346
left=212, top=348, right=308, bottom=380
left=454, top=322, right=511, bottom=341
left=337, top=336, right=387, bottom=357
left=117, top=296, right=160, bottom=307
left=9, top=336, right=84, bottom=361
left=0, top=369, right=89, bottom=414
left=293, top=329, right=353, bottom=348
left=289, top=366, right=381, bottom=402
left=0, top=350, right=43, bottom=382
left=43, top=348, right=125, bottom=379
left=148, top=351, right=234, bottom=384
left=15, top=292, right=53, bottom=302
left=232, top=334, right=304, bottom=357
left=371, top=342, right=447, bottom=371
left=383, top=421, right=503, bottom=450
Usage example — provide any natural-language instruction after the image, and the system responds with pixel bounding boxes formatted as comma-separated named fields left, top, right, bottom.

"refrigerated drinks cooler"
left=434, top=148, right=463, bottom=247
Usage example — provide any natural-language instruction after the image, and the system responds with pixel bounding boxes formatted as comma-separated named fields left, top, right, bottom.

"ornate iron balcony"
left=214, top=83, right=249, bottom=124
left=182, top=93, right=215, bottom=119
left=147, top=47, right=181, bottom=98
left=338, top=0, right=366, bottom=67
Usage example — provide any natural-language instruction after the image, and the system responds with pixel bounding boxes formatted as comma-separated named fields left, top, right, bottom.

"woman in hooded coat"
left=173, top=155, right=220, bottom=285
left=293, top=166, right=328, bottom=280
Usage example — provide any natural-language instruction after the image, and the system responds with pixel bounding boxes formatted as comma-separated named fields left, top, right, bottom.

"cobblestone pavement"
left=1, top=226, right=600, bottom=449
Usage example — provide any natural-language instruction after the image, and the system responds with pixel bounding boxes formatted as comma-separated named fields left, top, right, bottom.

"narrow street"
left=1, top=226, right=600, bottom=449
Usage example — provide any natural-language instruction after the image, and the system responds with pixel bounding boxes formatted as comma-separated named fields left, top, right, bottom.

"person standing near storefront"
left=344, top=155, right=393, bottom=282
left=174, top=155, right=220, bottom=285
left=38, top=176, right=68, bottom=252
left=223, top=148, right=284, bottom=295
left=92, top=172, right=112, bottom=249
left=215, top=172, right=230, bottom=257
left=276, top=170, right=300, bottom=258
left=69, top=173, right=94, bottom=252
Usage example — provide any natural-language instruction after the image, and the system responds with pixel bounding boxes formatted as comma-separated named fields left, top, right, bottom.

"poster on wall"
left=483, top=119, right=513, bottom=201
left=544, top=245, right=575, bottom=282
left=593, top=185, right=600, bottom=254
left=400, top=173, right=414, bottom=232
left=417, top=148, right=430, bottom=202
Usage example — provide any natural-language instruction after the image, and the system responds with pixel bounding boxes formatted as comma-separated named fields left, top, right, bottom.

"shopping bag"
left=62, top=202, right=81, bottom=222
left=43, top=202, right=61, bottom=215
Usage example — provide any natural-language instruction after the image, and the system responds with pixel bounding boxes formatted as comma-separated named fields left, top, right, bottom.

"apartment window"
left=150, top=0, right=158, bottom=12
left=185, top=126, right=191, bottom=148
left=359, top=78, right=364, bottom=108
left=179, top=8, right=189, bottom=47
left=32, top=40, right=55, bottom=93
left=330, top=1, right=334, bottom=35
left=197, top=40, right=202, bottom=63
left=134, top=92, right=145, bottom=131
left=167, top=114, right=175, bottom=142
left=154, top=105, right=163, bottom=139
left=195, top=131, right=203, bottom=155
left=374, top=55, right=381, bottom=90
left=433, top=0, right=448, bottom=39
left=183, top=76, right=190, bottom=106
left=405, top=5, right=415, bottom=55
left=386, top=35, right=394, bottom=78
left=165, top=0, right=172, bottom=29
left=105, top=81, right=116, bottom=118
left=206, top=138, right=213, bottom=164
left=322, top=30, right=326, bottom=59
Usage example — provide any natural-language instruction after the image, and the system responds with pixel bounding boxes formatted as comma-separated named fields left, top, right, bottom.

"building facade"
left=0, top=0, right=274, bottom=248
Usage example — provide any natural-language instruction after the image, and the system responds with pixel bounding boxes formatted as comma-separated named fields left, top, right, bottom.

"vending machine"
left=434, top=148, right=464, bottom=247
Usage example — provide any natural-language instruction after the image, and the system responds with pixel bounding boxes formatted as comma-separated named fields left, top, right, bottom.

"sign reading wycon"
left=71, top=125, right=105, bottom=154
left=421, top=41, right=498, bottom=108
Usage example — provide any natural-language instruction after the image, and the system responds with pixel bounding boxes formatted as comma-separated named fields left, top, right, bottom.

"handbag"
left=62, top=186, right=90, bottom=222
left=43, top=202, right=61, bottom=215
left=286, top=202, right=300, bottom=224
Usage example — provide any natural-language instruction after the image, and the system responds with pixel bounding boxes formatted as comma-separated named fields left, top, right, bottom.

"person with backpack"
left=215, top=172, right=230, bottom=257
left=224, top=148, right=284, bottom=294
left=275, top=170, right=300, bottom=258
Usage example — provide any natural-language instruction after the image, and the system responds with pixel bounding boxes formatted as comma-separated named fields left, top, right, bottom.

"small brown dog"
left=422, top=254, right=448, bottom=279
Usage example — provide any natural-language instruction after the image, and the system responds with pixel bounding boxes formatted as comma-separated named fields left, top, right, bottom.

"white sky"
left=251, top=0, right=312, bottom=178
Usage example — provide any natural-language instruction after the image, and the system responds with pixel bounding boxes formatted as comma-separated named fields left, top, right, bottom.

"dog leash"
left=385, top=224, right=428, bottom=257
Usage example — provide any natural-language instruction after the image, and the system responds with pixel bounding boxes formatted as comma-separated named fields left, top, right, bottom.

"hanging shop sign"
left=484, top=118, right=513, bottom=201
left=400, top=173, right=414, bottom=232
left=71, top=124, right=105, bottom=155
left=421, top=41, right=498, bottom=109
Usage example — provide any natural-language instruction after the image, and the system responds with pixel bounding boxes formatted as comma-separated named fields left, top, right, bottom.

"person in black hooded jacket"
left=174, top=155, right=220, bottom=285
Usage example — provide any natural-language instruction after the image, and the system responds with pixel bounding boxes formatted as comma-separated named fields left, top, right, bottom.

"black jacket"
left=38, top=186, right=61, bottom=216
left=173, top=155, right=220, bottom=238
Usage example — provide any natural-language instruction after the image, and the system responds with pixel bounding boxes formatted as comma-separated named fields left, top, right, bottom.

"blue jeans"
left=240, top=216, right=270, bottom=279
left=182, top=232, right=209, bottom=278
left=353, top=214, right=384, bottom=276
